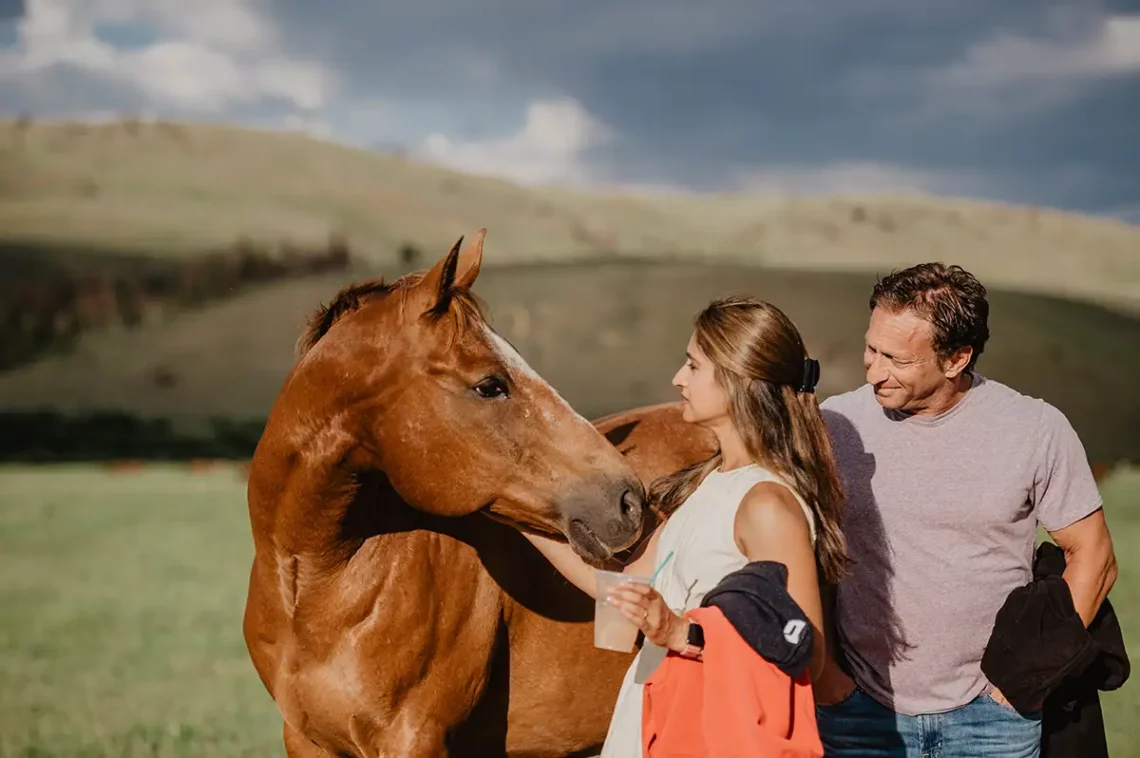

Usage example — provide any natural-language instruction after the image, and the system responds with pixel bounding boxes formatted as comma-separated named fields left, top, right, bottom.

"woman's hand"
left=607, top=582, right=689, bottom=653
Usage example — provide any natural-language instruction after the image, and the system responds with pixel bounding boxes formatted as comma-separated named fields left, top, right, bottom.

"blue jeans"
left=816, top=687, right=1042, bottom=758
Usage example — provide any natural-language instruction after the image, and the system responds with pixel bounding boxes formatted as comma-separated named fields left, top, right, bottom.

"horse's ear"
left=416, top=229, right=486, bottom=316
left=422, top=235, right=462, bottom=315
left=453, top=228, right=485, bottom=291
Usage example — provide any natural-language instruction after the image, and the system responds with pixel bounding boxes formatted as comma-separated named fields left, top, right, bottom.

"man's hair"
left=869, top=263, right=990, bottom=371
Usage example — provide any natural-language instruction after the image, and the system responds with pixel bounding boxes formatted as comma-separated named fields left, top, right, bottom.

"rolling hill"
left=1, top=262, right=1137, bottom=465
left=1, top=117, right=1137, bottom=465
left=2, top=117, right=1138, bottom=313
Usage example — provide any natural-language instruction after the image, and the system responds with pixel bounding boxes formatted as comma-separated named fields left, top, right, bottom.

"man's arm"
left=1032, top=403, right=1115, bottom=627
left=991, top=510, right=1117, bottom=710
left=1047, top=509, right=1117, bottom=627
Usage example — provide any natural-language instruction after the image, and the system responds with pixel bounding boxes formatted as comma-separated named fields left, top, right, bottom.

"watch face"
left=688, top=622, right=704, bottom=647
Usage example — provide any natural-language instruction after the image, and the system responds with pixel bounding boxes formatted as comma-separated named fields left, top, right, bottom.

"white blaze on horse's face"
left=473, top=324, right=645, bottom=558
left=485, top=326, right=589, bottom=429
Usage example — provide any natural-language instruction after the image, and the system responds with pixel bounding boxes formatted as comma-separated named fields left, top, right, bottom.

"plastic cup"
left=594, top=570, right=651, bottom=652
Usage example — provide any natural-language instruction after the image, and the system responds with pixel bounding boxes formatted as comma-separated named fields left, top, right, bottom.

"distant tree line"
left=0, top=410, right=266, bottom=461
left=0, top=235, right=352, bottom=371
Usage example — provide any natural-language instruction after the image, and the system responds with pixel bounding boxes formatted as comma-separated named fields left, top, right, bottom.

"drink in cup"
left=594, top=570, right=651, bottom=652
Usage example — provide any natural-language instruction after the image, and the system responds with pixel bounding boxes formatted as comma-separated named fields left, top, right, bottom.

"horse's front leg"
left=370, top=715, right=450, bottom=758
left=346, top=645, right=502, bottom=758
left=284, top=722, right=333, bottom=758
left=285, top=718, right=451, bottom=758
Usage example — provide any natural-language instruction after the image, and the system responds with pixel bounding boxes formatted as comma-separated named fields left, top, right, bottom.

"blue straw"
left=648, top=550, right=675, bottom=587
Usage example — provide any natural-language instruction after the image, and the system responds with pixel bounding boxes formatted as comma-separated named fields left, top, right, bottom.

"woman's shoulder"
left=733, top=480, right=815, bottom=549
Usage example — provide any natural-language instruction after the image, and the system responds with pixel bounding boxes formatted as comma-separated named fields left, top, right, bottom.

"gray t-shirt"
left=821, top=374, right=1103, bottom=716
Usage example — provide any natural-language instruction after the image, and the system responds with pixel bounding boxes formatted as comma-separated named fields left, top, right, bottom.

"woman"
left=525, top=294, right=847, bottom=757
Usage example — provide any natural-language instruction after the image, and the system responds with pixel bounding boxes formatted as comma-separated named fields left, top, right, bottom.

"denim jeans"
left=816, top=687, right=1042, bottom=758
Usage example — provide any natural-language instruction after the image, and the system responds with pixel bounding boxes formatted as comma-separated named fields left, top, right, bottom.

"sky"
left=1, top=0, right=1139, bottom=221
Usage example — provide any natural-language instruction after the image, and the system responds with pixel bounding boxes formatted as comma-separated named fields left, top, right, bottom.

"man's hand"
left=814, top=665, right=857, bottom=706
left=989, top=686, right=1042, bottom=713
left=989, top=686, right=1013, bottom=708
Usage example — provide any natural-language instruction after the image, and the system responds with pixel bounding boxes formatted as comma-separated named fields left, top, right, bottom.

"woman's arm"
left=524, top=524, right=663, bottom=599
left=734, top=482, right=826, bottom=681
left=608, top=483, right=827, bottom=659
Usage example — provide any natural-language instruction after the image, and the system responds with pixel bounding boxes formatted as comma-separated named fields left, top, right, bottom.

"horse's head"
left=294, top=229, right=645, bottom=562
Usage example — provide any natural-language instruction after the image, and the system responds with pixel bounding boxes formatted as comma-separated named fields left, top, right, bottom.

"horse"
left=242, top=229, right=714, bottom=757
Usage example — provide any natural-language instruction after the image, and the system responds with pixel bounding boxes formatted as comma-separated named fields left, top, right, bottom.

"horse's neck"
left=249, top=416, right=364, bottom=561
left=252, top=442, right=498, bottom=634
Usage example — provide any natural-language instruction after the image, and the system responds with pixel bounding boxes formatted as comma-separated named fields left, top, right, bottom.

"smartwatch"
left=679, top=621, right=704, bottom=659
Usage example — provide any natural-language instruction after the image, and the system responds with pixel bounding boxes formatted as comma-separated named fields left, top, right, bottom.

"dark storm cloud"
left=0, top=0, right=23, bottom=23
left=2, top=0, right=1138, bottom=217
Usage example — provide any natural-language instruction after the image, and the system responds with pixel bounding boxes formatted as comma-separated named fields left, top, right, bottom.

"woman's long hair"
left=649, top=295, right=848, bottom=584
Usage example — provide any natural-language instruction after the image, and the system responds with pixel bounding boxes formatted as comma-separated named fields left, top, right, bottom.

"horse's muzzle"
left=562, top=480, right=646, bottom=562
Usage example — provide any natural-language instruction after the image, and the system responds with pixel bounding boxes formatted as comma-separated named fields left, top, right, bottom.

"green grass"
left=0, top=463, right=1137, bottom=757
left=1099, top=466, right=1140, bottom=753
left=0, top=464, right=282, bottom=757
left=2, top=118, right=1139, bottom=314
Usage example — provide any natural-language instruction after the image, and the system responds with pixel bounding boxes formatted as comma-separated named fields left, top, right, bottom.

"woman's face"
left=672, top=332, right=730, bottom=426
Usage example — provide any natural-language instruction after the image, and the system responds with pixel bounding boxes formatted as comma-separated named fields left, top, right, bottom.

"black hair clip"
left=799, top=358, right=820, bottom=393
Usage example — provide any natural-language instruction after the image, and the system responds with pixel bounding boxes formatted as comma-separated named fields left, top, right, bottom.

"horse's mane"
left=296, top=272, right=486, bottom=358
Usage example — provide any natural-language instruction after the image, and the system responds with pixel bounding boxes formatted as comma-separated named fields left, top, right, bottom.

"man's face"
left=863, top=307, right=966, bottom=413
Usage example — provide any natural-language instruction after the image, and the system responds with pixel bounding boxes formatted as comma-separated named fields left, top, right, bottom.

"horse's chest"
left=274, top=627, right=368, bottom=736
left=279, top=568, right=503, bottom=753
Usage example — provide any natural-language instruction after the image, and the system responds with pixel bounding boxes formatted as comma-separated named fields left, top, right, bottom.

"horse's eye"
left=473, top=376, right=509, bottom=399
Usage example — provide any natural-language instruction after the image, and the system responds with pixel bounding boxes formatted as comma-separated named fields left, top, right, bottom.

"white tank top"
left=600, top=463, right=816, bottom=758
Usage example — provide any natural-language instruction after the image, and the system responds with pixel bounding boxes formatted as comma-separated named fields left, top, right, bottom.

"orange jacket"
left=641, top=605, right=824, bottom=758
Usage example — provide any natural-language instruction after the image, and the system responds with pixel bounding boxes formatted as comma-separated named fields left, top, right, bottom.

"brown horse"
left=243, top=229, right=714, bottom=757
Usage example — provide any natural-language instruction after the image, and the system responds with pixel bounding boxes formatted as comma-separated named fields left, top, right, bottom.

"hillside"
left=2, top=118, right=1139, bottom=313
left=1, top=262, right=1137, bottom=465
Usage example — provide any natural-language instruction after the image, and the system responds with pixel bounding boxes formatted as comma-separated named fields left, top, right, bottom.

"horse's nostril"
left=620, top=488, right=642, bottom=519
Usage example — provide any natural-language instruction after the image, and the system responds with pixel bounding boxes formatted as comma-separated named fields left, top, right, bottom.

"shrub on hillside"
left=0, top=235, right=354, bottom=371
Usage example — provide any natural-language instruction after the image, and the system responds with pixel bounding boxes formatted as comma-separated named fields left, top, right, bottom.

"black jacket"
left=701, top=561, right=814, bottom=679
left=981, top=542, right=1129, bottom=758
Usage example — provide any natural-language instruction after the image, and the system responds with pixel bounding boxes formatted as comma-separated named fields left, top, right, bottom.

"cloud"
left=913, top=13, right=1140, bottom=122
left=729, top=161, right=978, bottom=197
left=938, top=14, right=1140, bottom=89
left=417, top=97, right=614, bottom=186
left=1, top=0, right=334, bottom=113
left=279, top=112, right=334, bottom=141
left=0, top=0, right=1137, bottom=222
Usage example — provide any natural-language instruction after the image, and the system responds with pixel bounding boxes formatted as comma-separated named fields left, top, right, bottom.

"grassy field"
left=1, top=113, right=1137, bottom=754
left=2, top=118, right=1139, bottom=314
left=0, top=464, right=281, bottom=757
left=0, top=463, right=1137, bottom=757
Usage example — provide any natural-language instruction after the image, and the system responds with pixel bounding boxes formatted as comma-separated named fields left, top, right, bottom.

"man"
left=814, top=263, right=1117, bottom=757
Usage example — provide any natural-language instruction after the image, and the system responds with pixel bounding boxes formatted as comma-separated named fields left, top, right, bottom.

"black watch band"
left=680, top=621, right=704, bottom=659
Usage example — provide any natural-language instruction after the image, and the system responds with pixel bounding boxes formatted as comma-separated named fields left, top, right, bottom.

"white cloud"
left=280, top=113, right=335, bottom=141
left=890, top=13, right=1140, bottom=126
left=936, top=14, right=1140, bottom=90
left=1, top=0, right=334, bottom=113
left=147, top=1, right=272, bottom=53
left=417, top=97, right=614, bottom=186
left=729, top=161, right=973, bottom=197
